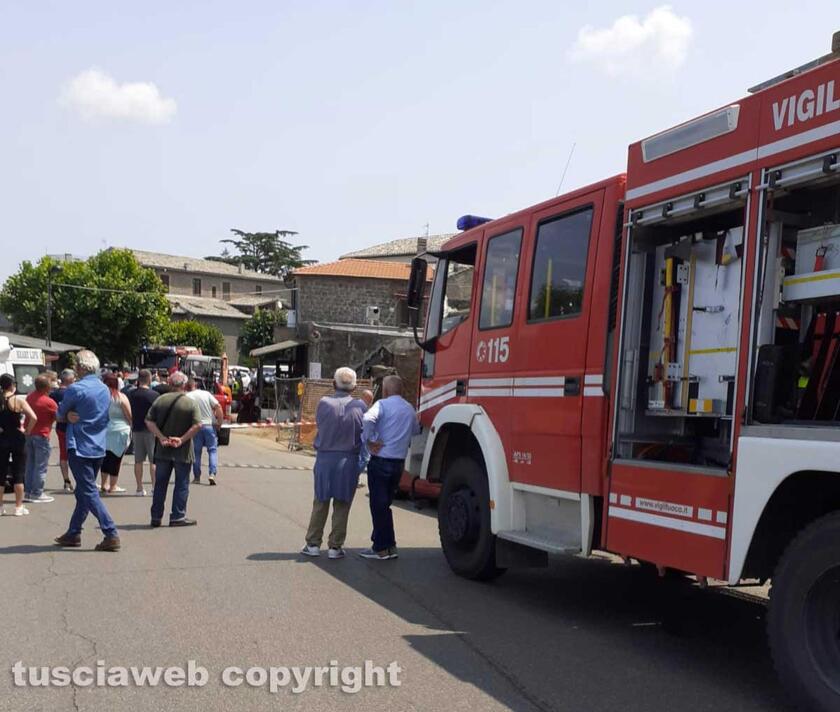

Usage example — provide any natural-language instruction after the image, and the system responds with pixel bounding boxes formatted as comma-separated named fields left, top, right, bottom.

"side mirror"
left=406, top=257, right=428, bottom=319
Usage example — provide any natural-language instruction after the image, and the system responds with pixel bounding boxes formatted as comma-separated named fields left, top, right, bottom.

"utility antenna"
left=555, top=142, right=576, bottom=197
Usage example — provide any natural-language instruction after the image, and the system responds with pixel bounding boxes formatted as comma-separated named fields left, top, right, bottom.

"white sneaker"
left=110, top=486, right=127, bottom=494
left=328, top=548, right=345, bottom=559
left=30, top=494, right=55, bottom=503
left=0, top=506, right=5, bottom=516
left=300, top=544, right=320, bottom=557
left=13, top=506, right=30, bottom=517
left=135, top=489, right=147, bottom=497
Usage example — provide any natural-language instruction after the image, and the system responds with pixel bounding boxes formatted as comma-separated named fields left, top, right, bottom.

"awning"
left=250, top=339, right=305, bottom=357
left=0, top=331, right=84, bottom=353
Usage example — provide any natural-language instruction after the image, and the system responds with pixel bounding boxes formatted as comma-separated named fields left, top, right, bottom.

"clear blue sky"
left=1, top=2, right=837, bottom=281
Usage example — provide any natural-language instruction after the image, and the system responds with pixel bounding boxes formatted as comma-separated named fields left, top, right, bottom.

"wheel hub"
left=445, top=489, right=478, bottom=545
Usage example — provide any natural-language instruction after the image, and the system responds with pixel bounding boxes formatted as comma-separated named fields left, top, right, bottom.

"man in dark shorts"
left=145, top=371, right=202, bottom=527
left=128, top=369, right=159, bottom=496
left=50, top=369, right=76, bottom=492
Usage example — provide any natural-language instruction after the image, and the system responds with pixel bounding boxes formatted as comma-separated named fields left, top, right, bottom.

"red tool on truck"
left=404, top=31, right=840, bottom=712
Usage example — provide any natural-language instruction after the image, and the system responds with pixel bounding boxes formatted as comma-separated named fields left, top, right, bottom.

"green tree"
left=206, top=229, right=314, bottom=277
left=166, top=320, right=226, bottom=356
left=0, top=250, right=170, bottom=363
left=237, top=307, right=285, bottom=356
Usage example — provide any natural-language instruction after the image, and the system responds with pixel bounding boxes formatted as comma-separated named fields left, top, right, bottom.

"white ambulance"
left=0, top=335, right=45, bottom=395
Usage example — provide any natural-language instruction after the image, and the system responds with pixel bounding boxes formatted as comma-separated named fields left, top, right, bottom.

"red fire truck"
left=405, top=32, right=840, bottom=712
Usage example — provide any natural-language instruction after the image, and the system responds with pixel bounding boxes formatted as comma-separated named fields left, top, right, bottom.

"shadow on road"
left=247, top=545, right=792, bottom=712
left=0, top=544, right=78, bottom=555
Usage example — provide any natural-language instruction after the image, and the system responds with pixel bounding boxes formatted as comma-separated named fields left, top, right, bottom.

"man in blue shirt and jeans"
left=54, top=350, right=121, bottom=552
left=360, top=375, right=420, bottom=560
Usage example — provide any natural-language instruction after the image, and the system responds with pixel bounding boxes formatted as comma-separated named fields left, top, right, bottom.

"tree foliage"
left=165, top=320, right=226, bottom=357
left=0, top=250, right=170, bottom=363
left=237, top=307, right=286, bottom=356
left=206, top=229, right=314, bottom=278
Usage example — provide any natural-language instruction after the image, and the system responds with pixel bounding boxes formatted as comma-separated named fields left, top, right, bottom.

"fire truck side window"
left=440, top=248, right=476, bottom=336
left=528, top=207, right=593, bottom=321
left=479, top=228, right=522, bottom=330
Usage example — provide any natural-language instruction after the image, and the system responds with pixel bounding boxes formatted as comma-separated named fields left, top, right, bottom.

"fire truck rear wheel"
left=438, top=456, right=505, bottom=581
left=768, top=511, right=840, bottom=712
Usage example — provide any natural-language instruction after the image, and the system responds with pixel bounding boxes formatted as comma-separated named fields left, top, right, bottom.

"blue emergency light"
left=457, top=215, right=493, bottom=231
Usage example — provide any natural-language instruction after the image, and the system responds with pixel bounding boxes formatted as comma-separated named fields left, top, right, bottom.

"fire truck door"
left=467, top=226, right=524, bottom=453
left=418, top=244, right=478, bottom=414
left=509, top=198, right=602, bottom=492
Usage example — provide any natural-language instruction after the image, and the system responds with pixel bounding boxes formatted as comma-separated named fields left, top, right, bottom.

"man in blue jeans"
left=145, top=371, right=202, bottom=527
left=186, top=377, right=223, bottom=485
left=359, top=376, right=421, bottom=560
left=54, top=350, right=121, bottom=552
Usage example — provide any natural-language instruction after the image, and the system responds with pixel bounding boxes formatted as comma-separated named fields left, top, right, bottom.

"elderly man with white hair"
left=54, top=349, right=121, bottom=552
left=145, top=371, right=202, bottom=528
left=301, top=367, right=368, bottom=559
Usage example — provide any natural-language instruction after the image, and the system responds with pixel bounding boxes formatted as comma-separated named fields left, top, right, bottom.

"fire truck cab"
left=407, top=175, right=625, bottom=574
left=408, top=31, right=840, bottom=712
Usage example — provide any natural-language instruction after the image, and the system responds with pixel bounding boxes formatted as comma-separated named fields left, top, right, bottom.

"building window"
left=193, top=278, right=202, bottom=296
left=479, top=228, right=522, bottom=330
left=222, top=282, right=231, bottom=300
left=211, top=286, right=217, bottom=298
left=255, top=285, right=262, bottom=295
left=528, top=207, right=593, bottom=321
left=160, top=274, right=170, bottom=292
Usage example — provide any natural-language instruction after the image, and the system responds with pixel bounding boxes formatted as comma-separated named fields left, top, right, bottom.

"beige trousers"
left=305, top=496, right=353, bottom=549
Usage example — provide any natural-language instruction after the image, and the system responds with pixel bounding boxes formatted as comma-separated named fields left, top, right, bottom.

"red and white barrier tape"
left=226, top=421, right=315, bottom=430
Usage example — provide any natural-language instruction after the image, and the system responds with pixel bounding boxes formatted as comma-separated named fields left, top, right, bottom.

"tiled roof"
left=166, top=295, right=250, bottom=320
left=292, top=259, right=433, bottom=281
left=340, top=234, right=454, bottom=260
left=130, top=249, right=284, bottom=281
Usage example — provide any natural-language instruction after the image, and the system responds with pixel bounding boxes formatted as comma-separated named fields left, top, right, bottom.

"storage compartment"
left=750, top=160, right=840, bottom=425
left=616, top=179, right=749, bottom=467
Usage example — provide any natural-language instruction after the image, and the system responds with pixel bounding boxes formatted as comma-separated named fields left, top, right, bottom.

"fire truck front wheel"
left=438, top=456, right=505, bottom=581
left=768, top=511, right=840, bottom=712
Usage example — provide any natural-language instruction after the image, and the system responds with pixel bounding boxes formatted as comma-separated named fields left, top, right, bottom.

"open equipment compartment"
left=616, top=178, right=750, bottom=468
left=751, top=149, right=840, bottom=425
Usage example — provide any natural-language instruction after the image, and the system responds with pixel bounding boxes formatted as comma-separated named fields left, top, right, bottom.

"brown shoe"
left=94, top=536, right=121, bottom=552
left=54, top=533, right=81, bottom=547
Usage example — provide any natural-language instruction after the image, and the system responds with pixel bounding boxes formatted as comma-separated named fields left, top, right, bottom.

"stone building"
left=291, top=258, right=429, bottom=328
left=129, top=249, right=285, bottom=359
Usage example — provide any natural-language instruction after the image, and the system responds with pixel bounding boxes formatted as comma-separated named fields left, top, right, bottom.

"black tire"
left=768, top=511, right=840, bottom=712
left=438, top=456, right=505, bottom=581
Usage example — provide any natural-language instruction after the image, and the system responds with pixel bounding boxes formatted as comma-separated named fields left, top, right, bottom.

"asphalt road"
left=0, top=432, right=792, bottom=712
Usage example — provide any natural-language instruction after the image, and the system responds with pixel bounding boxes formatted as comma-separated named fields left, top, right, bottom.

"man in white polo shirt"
left=186, top=378, right=223, bottom=486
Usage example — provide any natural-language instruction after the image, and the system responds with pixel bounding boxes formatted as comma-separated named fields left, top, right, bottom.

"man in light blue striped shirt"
left=359, top=375, right=420, bottom=560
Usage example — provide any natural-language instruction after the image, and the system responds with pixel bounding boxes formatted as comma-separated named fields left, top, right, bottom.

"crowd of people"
left=1, top=350, right=420, bottom=560
left=0, top=352, right=221, bottom=530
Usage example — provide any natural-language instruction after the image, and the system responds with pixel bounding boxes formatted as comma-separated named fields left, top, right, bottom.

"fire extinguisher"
left=814, top=245, right=829, bottom=272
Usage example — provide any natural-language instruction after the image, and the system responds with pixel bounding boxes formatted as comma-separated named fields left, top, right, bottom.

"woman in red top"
left=23, top=374, right=58, bottom=503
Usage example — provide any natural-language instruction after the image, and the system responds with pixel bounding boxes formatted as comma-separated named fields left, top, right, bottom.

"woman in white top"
left=100, top=372, right=132, bottom=494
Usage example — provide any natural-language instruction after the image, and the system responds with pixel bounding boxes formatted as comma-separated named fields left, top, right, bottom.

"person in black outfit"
left=0, top=373, right=38, bottom=516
